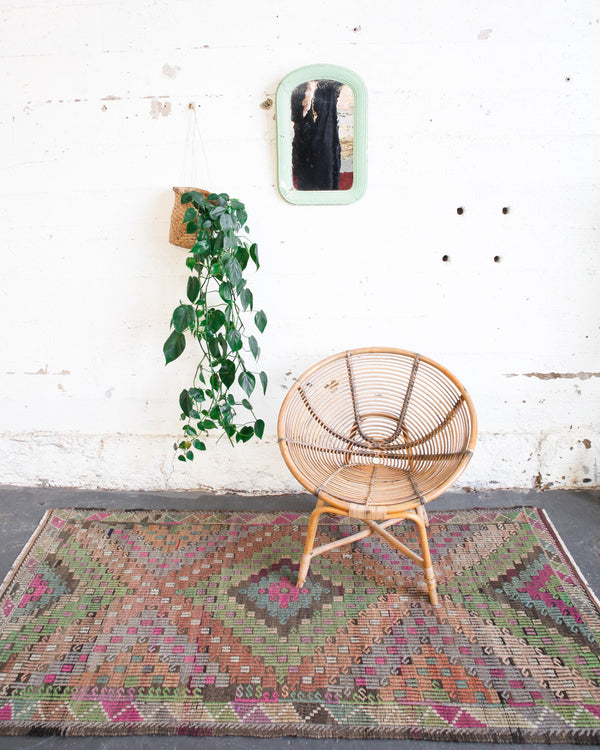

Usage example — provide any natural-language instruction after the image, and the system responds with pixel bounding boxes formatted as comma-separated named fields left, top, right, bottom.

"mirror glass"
left=291, top=80, right=354, bottom=191
left=277, top=65, right=367, bottom=205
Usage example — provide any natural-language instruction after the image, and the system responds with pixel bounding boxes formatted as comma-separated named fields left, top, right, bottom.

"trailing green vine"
left=163, top=191, right=267, bottom=461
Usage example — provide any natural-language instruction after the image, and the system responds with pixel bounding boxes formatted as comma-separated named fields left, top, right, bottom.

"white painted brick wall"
left=0, top=0, right=598, bottom=492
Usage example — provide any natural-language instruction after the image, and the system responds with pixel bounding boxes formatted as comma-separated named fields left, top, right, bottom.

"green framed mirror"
left=276, top=65, right=367, bottom=205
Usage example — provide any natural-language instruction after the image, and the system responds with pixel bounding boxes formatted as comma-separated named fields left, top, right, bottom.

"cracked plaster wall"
left=0, top=0, right=599, bottom=492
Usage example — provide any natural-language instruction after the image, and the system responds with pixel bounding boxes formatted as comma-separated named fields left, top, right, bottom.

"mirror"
left=276, top=65, right=367, bottom=205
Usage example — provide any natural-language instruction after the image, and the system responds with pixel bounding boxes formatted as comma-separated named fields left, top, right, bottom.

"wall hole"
left=456, top=207, right=464, bottom=215
left=502, top=206, right=509, bottom=214
left=493, top=255, right=501, bottom=263
left=442, top=254, right=450, bottom=262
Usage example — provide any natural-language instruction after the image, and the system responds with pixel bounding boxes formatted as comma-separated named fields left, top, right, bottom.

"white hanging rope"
left=180, top=102, right=212, bottom=188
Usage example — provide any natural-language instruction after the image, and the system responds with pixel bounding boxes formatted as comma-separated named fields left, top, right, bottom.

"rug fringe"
left=0, top=718, right=599, bottom=742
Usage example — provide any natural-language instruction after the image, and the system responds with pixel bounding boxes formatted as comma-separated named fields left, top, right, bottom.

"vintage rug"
left=0, top=507, right=599, bottom=742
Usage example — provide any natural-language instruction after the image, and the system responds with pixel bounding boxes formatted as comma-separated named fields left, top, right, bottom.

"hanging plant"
left=163, top=190, right=268, bottom=461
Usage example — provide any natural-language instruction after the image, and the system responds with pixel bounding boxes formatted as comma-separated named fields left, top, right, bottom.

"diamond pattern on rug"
left=0, top=507, right=598, bottom=741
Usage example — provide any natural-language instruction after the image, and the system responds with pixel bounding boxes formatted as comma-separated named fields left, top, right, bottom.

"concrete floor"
left=0, top=485, right=598, bottom=750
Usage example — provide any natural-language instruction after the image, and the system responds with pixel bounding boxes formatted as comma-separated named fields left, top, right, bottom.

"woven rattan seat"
left=277, top=347, right=477, bottom=605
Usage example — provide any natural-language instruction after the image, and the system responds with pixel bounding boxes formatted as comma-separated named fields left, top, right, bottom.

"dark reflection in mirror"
left=291, top=80, right=354, bottom=191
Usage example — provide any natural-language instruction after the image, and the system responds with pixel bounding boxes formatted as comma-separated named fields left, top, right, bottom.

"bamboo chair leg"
left=297, top=499, right=327, bottom=588
left=413, top=512, right=438, bottom=606
left=297, top=501, right=438, bottom=606
left=416, top=504, right=429, bottom=526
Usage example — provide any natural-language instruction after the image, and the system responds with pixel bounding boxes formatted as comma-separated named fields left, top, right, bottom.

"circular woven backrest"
left=278, top=348, right=477, bottom=513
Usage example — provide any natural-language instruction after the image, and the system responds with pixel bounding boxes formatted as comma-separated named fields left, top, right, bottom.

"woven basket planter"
left=169, top=187, right=212, bottom=248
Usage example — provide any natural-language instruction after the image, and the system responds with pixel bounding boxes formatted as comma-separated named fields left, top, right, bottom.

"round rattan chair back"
left=278, top=347, right=477, bottom=515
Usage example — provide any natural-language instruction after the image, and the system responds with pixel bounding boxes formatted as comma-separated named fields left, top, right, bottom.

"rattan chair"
left=277, top=347, right=477, bottom=605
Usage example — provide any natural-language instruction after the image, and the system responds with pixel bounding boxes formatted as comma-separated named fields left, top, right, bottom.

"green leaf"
left=224, top=423, right=236, bottom=438
left=220, top=212, right=234, bottom=230
left=249, top=243, right=259, bottom=268
left=260, top=370, right=268, bottom=394
left=186, top=276, right=200, bottom=303
left=227, top=329, right=242, bottom=352
left=217, top=333, right=228, bottom=355
left=254, top=419, right=265, bottom=439
left=236, top=425, right=254, bottom=443
left=213, top=233, right=224, bottom=253
left=193, top=439, right=207, bottom=451
left=235, top=246, right=249, bottom=270
left=219, top=359, right=236, bottom=388
left=183, top=424, right=197, bottom=436
left=218, top=282, right=233, bottom=303
left=183, top=206, right=197, bottom=223
left=240, top=288, right=253, bottom=311
left=192, top=239, right=210, bottom=256
left=254, top=310, right=267, bottom=333
left=189, top=190, right=209, bottom=206
left=179, top=389, right=193, bottom=416
left=207, top=337, right=221, bottom=359
left=177, top=455, right=187, bottom=462
left=180, top=191, right=193, bottom=204
left=206, top=308, right=226, bottom=334
left=199, top=419, right=217, bottom=430
left=219, top=402, right=233, bottom=424
left=210, top=205, right=226, bottom=219
left=238, top=371, right=256, bottom=397
left=163, top=330, right=185, bottom=364
left=189, top=387, right=204, bottom=402
left=186, top=221, right=198, bottom=235
left=225, top=257, right=243, bottom=287
left=242, top=398, right=253, bottom=410
left=172, top=304, right=195, bottom=333
left=248, top=335, right=260, bottom=359
left=185, top=450, right=194, bottom=461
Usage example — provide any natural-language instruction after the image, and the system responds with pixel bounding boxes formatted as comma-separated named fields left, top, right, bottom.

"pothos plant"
left=163, top=190, right=267, bottom=461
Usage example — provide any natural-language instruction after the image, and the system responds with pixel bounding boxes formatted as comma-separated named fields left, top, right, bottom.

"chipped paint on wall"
left=162, top=64, right=181, bottom=79
left=149, top=99, right=171, bottom=118
left=506, top=372, right=600, bottom=380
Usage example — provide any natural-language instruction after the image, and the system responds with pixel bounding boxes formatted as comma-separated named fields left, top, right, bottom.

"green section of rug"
left=0, top=507, right=599, bottom=741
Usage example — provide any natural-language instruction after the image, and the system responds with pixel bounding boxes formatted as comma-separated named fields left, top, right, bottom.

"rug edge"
left=0, top=508, right=54, bottom=602
left=538, top=507, right=600, bottom=614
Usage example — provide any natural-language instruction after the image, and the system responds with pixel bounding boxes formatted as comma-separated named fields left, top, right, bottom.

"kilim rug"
left=0, top=507, right=599, bottom=742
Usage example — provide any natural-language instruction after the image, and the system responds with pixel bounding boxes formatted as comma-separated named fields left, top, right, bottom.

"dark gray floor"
left=0, top=485, right=599, bottom=749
